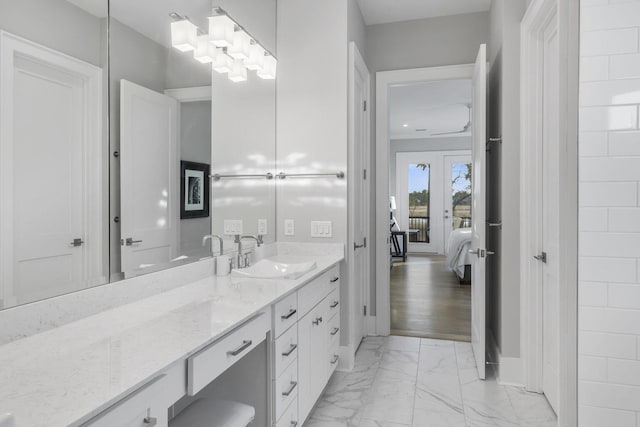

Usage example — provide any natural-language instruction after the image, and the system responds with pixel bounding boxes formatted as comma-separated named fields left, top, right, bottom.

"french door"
left=396, top=151, right=471, bottom=254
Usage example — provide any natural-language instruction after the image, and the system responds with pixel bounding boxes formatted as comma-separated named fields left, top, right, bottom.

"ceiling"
left=389, top=79, right=472, bottom=140
left=356, top=0, right=492, bottom=25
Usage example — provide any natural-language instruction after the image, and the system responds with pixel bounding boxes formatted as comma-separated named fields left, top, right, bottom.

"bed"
left=446, top=228, right=472, bottom=284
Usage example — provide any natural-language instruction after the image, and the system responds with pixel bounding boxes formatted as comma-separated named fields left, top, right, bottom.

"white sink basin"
left=231, top=259, right=317, bottom=279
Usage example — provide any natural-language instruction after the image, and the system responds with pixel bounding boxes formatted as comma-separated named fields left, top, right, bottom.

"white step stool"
left=170, top=399, right=255, bottom=427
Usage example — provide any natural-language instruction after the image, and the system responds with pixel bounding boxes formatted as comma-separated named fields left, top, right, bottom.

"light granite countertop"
left=0, top=252, right=343, bottom=427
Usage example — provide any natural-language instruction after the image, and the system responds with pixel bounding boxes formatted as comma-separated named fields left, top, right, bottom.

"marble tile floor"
left=306, top=336, right=557, bottom=427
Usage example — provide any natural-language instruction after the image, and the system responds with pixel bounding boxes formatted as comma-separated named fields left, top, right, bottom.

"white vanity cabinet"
left=272, top=265, right=341, bottom=426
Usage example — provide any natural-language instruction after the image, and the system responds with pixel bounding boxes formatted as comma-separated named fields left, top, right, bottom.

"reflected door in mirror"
left=0, top=32, right=105, bottom=308
left=120, top=80, right=179, bottom=276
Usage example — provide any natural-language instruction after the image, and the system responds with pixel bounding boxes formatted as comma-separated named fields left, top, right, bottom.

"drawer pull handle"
left=143, top=417, right=157, bottom=426
left=281, top=308, right=297, bottom=320
left=331, top=327, right=340, bottom=336
left=282, top=344, right=298, bottom=357
left=312, top=316, right=323, bottom=326
left=227, top=340, right=252, bottom=356
left=331, top=355, right=339, bottom=365
left=330, top=277, right=339, bottom=283
left=282, top=381, right=298, bottom=397
left=330, top=301, right=339, bottom=308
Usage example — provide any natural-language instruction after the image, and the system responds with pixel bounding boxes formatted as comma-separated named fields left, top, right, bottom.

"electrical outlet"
left=311, top=221, right=332, bottom=238
left=258, top=219, right=268, bottom=235
left=284, top=219, right=295, bottom=236
left=224, top=220, right=243, bottom=235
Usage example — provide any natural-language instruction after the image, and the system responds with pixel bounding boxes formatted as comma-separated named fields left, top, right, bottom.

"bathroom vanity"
left=0, top=245, right=343, bottom=427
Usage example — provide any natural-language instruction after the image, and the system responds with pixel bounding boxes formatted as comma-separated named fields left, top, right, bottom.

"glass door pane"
left=451, top=162, right=472, bottom=229
left=408, top=163, right=430, bottom=243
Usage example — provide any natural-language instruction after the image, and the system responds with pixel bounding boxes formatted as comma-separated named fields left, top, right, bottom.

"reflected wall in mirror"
left=0, top=0, right=109, bottom=309
left=0, top=0, right=276, bottom=310
left=110, top=0, right=276, bottom=280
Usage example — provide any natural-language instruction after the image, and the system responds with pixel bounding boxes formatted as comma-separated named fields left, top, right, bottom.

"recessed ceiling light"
left=403, top=124, right=409, bottom=128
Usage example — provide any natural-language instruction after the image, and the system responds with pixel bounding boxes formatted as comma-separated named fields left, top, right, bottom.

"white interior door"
left=349, top=42, right=370, bottom=346
left=0, top=32, right=103, bottom=307
left=396, top=152, right=444, bottom=254
left=541, top=19, right=560, bottom=414
left=120, top=79, right=179, bottom=276
left=470, top=44, right=487, bottom=380
left=444, top=153, right=472, bottom=253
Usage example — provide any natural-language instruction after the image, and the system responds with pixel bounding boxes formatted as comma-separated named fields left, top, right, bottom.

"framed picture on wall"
left=180, top=161, right=210, bottom=219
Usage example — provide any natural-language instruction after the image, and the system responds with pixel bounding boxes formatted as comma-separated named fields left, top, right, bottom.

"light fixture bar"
left=210, top=6, right=278, bottom=61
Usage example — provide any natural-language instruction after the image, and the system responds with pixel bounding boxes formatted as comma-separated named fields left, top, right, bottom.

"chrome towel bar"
left=276, top=171, right=345, bottom=179
left=210, top=172, right=274, bottom=181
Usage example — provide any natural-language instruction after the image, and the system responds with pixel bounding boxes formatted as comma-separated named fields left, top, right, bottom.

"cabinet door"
left=297, top=304, right=327, bottom=423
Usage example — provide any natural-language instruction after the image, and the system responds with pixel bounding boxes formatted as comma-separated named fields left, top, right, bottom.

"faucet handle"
left=257, top=235, right=264, bottom=246
left=244, top=252, right=252, bottom=267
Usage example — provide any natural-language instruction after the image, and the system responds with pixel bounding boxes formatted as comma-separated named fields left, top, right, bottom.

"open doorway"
left=376, top=51, right=488, bottom=378
left=387, top=79, right=473, bottom=341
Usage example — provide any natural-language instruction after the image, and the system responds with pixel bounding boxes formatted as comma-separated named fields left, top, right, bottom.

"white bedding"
left=446, top=228, right=472, bottom=278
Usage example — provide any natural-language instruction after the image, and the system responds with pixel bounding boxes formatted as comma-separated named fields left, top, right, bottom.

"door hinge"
left=364, top=305, right=367, bottom=316
left=363, top=100, right=367, bottom=111
left=363, top=169, right=367, bottom=180
left=364, top=237, right=367, bottom=248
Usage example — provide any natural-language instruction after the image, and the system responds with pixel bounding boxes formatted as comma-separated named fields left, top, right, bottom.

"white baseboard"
left=488, top=329, right=524, bottom=387
left=337, top=345, right=355, bottom=371
left=366, top=315, right=378, bottom=336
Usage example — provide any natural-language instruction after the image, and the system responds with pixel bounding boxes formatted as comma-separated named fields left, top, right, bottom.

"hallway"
left=391, top=254, right=471, bottom=341
left=307, top=336, right=557, bottom=427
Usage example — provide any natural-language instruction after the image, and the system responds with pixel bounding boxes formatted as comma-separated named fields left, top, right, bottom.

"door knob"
left=534, top=252, right=547, bottom=263
left=69, top=238, right=84, bottom=247
left=125, top=237, right=143, bottom=246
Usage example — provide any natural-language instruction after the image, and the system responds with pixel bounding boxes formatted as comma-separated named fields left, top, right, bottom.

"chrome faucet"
left=233, top=235, right=264, bottom=268
left=202, top=234, right=224, bottom=255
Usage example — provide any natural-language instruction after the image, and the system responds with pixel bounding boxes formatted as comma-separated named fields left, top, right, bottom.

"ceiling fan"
left=430, top=103, right=471, bottom=136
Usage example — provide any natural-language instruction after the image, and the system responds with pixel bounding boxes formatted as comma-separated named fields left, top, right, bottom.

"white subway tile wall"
left=580, top=1, right=640, bottom=424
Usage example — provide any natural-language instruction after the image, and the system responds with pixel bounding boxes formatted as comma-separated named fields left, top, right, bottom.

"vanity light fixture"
left=194, top=35, right=217, bottom=63
left=209, top=14, right=235, bottom=47
left=257, top=55, right=277, bottom=80
left=211, top=49, right=233, bottom=73
left=228, top=59, right=248, bottom=82
left=227, top=30, right=251, bottom=61
left=170, top=18, right=198, bottom=52
left=245, top=44, right=266, bottom=71
left=170, top=7, right=277, bottom=82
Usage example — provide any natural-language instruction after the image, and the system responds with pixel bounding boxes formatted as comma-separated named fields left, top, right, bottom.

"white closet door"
left=120, top=80, right=179, bottom=276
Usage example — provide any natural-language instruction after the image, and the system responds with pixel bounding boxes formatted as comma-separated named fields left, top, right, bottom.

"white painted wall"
left=276, top=0, right=349, bottom=244
left=180, top=101, right=212, bottom=258
left=486, top=0, right=527, bottom=362
left=365, top=12, right=490, bottom=315
left=578, top=1, right=640, bottom=424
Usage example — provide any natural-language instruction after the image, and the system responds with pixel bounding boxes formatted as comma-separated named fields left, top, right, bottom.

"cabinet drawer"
left=328, top=314, right=341, bottom=349
left=276, top=398, right=299, bottom=427
left=83, top=375, right=168, bottom=427
left=273, top=292, right=298, bottom=338
left=326, top=288, right=340, bottom=320
left=274, top=323, right=298, bottom=378
left=188, top=312, right=269, bottom=396
left=275, top=356, right=299, bottom=420
left=298, top=266, right=339, bottom=316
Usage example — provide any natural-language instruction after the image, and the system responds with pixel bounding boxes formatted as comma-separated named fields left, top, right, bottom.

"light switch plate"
left=224, top=220, right=243, bottom=235
left=258, top=219, right=268, bottom=235
left=284, top=219, right=295, bottom=236
left=311, top=221, right=332, bottom=238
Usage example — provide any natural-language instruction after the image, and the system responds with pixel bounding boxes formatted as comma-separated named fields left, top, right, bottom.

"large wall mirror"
left=0, top=0, right=276, bottom=309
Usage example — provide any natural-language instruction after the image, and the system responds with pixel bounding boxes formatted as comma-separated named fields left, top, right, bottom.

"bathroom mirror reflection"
left=0, top=0, right=276, bottom=309
left=0, top=0, right=109, bottom=310
left=110, top=0, right=276, bottom=280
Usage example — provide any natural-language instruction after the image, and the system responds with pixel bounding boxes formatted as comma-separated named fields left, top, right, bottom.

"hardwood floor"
left=390, top=254, right=471, bottom=342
